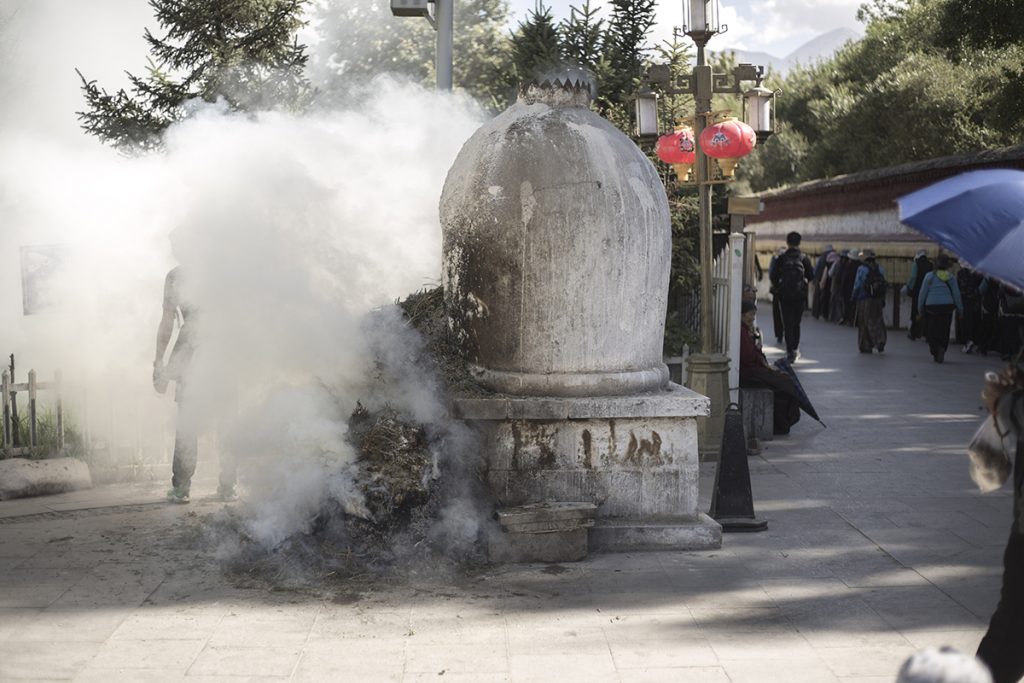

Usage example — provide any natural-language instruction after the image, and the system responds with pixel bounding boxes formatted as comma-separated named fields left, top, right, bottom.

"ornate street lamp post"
left=390, top=0, right=453, bottom=90
left=635, top=0, right=775, bottom=458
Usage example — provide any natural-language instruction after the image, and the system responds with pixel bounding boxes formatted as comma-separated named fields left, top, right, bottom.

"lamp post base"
left=686, top=352, right=730, bottom=461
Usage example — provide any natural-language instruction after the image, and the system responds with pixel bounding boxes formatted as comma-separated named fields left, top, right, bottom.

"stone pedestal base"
left=489, top=503, right=598, bottom=563
left=591, top=513, right=722, bottom=552
left=452, top=384, right=722, bottom=552
left=686, top=353, right=730, bottom=462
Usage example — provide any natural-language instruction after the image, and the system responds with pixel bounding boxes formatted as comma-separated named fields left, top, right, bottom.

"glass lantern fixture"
left=742, top=85, right=775, bottom=144
left=634, top=88, right=659, bottom=139
left=683, top=0, right=720, bottom=40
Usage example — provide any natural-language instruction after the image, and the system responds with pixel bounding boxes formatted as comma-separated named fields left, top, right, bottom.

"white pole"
left=435, top=0, right=453, bottom=91
left=727, top=231, right=745, bottom=405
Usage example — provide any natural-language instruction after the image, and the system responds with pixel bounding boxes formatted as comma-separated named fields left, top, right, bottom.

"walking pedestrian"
left=905, top=249, right=934, bottom=341
left=828, top=250, right=850, bottom=324
left=996, top=283, right=1024, bottom=361
left=972, top=361, right=1024, bottom=683
left=811, top=244, right=834, bottom=319
left=819, top=249, right=839, bottom=322
left=958, top=262, right=985, bottom=354
left=918, top=254, right=963, bottom=363
left=769, top=232, right=814, bottom=362
left=852, top=248, right=887, bottom=353
left=977, top=277, right=1002, bottom=355
left=768, top=246, right=787, bottom=344
left=840, top=247, right=860, bottom=326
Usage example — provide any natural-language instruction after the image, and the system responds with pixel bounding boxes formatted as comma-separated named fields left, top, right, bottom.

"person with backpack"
left=917, top=254, right=963, bottom=363
left=769, top=231, right=814, bottom=362
left=905, top=249, right=934, bottom=341
left=852, top=248, right=887, bottom=354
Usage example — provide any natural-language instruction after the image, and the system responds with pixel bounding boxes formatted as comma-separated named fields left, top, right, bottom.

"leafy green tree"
left=312, top=0, right=515, bottom=111
left=78, top=0, right=313, bottom=150
left=741, top=0, right=1024, bottom=192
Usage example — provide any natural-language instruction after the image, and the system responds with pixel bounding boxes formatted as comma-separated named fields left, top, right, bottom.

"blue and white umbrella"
left=897, top=169, right=1024, bottom=290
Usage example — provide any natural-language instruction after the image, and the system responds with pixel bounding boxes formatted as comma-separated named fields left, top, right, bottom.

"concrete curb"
left=0, top=457, right=92, bottom=500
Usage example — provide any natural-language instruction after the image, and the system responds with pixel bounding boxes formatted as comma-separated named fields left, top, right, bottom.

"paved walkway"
left=0, top=317, right=1013, bottom=682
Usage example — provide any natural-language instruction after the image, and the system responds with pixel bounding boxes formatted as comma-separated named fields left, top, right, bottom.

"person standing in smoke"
left=153, top=265, right=237, bottom=503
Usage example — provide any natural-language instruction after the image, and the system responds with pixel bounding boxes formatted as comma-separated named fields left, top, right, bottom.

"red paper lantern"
left=698, top=118, right=756, bottom=177
left=655, top=128, right=696, bottom=181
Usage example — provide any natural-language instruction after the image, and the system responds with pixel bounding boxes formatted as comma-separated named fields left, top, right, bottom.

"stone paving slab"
left=0, top=317, right=1014, bottom=681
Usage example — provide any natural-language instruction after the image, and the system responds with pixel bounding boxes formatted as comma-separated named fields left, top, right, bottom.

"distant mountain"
left=712, top=27, right=861, bottom=77
left=786, top=28, right=860, bottom=67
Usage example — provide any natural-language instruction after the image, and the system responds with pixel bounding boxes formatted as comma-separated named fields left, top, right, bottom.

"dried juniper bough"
left=396, top=286, right=487, bottom=395
left=347, top=404, right=434, bottom=527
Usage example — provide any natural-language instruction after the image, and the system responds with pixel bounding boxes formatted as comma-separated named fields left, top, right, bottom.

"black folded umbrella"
left=773, top=357, right=826, bottom=427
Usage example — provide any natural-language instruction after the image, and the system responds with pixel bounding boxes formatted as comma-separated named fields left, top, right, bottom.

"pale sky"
left=507, top=0, right=867, bottom=58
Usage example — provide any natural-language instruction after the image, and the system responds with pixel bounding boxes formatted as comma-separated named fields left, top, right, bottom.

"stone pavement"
left=0, top=317, right=1013, bottom=682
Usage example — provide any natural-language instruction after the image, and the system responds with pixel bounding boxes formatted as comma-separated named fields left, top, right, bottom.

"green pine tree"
left=560, top=0, right=604, bottom=71
left=77, top=0, right=313, bottom=151
left=509, top=2, right=564, bottom=84
left=597, top=0, right=656, bottom=113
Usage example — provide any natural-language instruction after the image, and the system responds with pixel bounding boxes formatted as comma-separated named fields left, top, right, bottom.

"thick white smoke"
left=0, top=0, right=487, bottom=551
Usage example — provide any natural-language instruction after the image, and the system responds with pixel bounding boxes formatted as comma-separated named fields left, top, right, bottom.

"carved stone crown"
left=519, top=74, right=594, bottom=107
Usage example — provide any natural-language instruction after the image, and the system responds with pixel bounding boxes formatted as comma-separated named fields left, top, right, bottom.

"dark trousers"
left=779, top=298, right=804, bottom=354
left=998, top=316, right=1024, bottom=358
left=171, top=403, right=236, bottom=494
left=909, top=293, right=925, bottom=339
left=961, top=302, right=981, bottom=347
left=977, top=439, right=1024, bottom=683
left=924, top=304, right=956, bottom=357
left=819, top=284, right=831, bottom=321
left=171, top=429, right=198, bottom=493
left=772, top=295, right=785, bottom=343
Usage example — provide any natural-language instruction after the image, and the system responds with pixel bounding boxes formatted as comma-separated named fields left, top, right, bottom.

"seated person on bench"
left=739, top=300, right=802, bottom=435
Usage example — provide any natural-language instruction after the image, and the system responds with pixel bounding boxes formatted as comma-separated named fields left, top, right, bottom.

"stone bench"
left=739, top=388, right=774, bottom=448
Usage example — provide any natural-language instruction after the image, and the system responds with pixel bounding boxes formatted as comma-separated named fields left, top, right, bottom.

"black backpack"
left=864, top=264, right=886, bottom=299
left=777, top=252, right=807, bottom=301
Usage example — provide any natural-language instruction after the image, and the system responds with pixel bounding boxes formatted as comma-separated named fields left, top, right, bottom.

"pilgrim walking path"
left=0, top=317, right=1013, bottom=682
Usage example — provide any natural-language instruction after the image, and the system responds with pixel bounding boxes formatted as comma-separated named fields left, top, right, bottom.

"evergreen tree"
left=597, top=0, right=656, bottom=112
left=649, top=34, right=693, bottom=129
left=560, top=0, right=604, bottom=72
left=78, top=0, right=313, bottom=151
left=508, top=2, right=563, bottom=83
